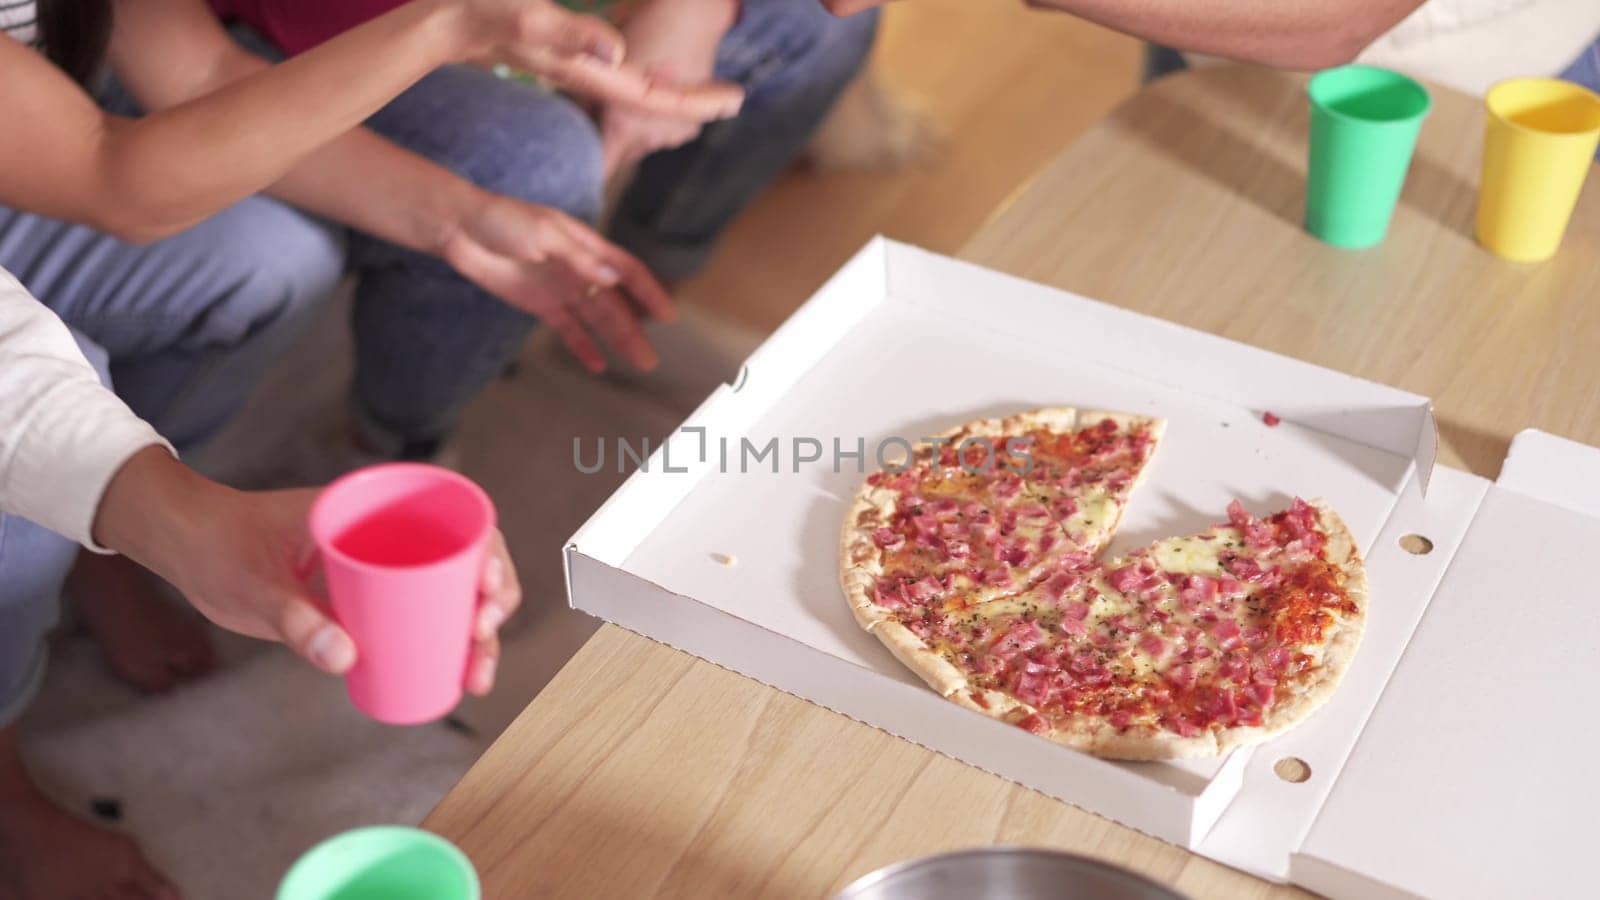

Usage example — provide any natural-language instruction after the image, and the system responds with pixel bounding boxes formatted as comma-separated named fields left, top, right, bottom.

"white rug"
left=20, top=285, right=761, bottom=897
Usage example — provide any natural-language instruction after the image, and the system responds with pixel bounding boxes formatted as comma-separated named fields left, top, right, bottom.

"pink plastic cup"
left=310, top=464, right=496, bottom=725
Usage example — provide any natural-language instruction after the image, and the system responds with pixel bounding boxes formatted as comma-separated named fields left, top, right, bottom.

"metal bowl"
left=834, top=847, right=1188, bottom=900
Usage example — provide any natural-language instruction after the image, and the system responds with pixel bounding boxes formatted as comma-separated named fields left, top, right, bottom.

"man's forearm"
left=1025, top=0, right=1424, bottom=69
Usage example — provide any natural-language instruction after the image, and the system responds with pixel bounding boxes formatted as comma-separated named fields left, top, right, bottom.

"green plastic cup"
left=277, top=826, right=480, bottom=900
left=1305, top=65, right=1432, bottom=248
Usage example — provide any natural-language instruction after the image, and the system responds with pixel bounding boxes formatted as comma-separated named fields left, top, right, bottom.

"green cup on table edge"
left=277, top=826, right=479, bottom=900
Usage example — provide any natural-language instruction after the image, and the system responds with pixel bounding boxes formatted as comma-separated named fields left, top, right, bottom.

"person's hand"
left=448, top=0, right=745, bottom=121
left=440, top=190, right=677, bottom=372
left=598, top=0, right=739, bottom=180
left=93, top=447, right=523, bottom=695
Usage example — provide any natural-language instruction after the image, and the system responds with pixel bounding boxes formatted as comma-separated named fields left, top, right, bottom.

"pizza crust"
left=871, top=620, right=967, bottom=697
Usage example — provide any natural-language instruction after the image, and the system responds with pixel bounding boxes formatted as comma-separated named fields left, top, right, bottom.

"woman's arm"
left=0, top=0, right=492, bottom=241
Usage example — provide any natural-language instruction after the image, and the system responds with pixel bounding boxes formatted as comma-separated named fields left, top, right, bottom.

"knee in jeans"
left=805, top=4, right=879, bottom=86
left=739, top=0, right=880, bottom=90
left=457, top=98, right=605, bottom=223
left=208, top=205, right=346, bottom=342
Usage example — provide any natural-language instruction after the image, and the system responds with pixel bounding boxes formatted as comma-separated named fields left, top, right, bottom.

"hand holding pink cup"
left=310, top=464, right=496, bottom=725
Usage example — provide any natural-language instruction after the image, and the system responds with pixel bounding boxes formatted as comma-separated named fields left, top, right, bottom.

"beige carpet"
left=20, top=283, right=762, bottom=897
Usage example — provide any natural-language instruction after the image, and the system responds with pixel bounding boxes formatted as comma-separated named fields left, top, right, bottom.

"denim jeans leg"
left=1559, top=35, right=1600, bottom=160
left=0, top=197, right=345, bottom=453
left=346, top=66, right=605, bottom=452
left=609, top=0, right=881, bottom=281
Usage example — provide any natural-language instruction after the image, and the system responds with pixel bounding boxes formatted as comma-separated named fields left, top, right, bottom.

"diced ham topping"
left=1042, top=572, right=1082, bottom=602
left=991, top=478, right=1023, bottom=501
left=996, top=539, right=1031, bottom=568
left=905, top=576, right=943, bottom=602
left=872, top=528, right=904, bottom=550
left=994, top=621, right=1045, bottom=657
left=1211, top=620, right=1243, bottom=651
left=1198, top=689, right=1238, bottom=725
left=1016, top=501, right=1051, bottom=520
left=1051, top=496, right=1079, bottom=519
left=1219, top=657, right=1250, bottom=683
left=873, top=579, right=909, bottom=609
left=1063, top=600, right=1092, bottom=621
left=1016, top=713, right=1049, bottom=735
left=1264, top=646, right=1292, bottom=673
left=1138, top=633, right=1167, bottom=659
left=982, top=567, right=1015, bottom=587
left=1169, top=715, right=1202, bottom=737
left=969, top=518, right=1000, bottom=543
left=945, top=540, right=971, bottom=560
left=1107, top=564, right=1144, bottom=593
left=1223, top=554, right=1281, bottom=587
left=1247, top=682, right=1275, bottom=706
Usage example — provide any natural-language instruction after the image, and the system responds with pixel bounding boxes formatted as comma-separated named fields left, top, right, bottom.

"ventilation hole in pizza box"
left=1399, top=534, right=1434, bottom=555
left=1274, top=757, right=1312, bottom=784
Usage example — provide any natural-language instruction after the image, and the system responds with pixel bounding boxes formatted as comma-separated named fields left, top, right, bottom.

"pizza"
left=839, top=407, right=1367, bottom=760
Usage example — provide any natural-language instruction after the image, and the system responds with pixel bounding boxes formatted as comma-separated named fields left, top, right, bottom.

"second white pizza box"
left=565, top=238, right=1450, bottom=849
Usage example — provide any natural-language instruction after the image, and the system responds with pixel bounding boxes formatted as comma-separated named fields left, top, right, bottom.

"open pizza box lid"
left=1287, top=429, right=1600, bottom=899
left=564, top=238, right=1585, bottom=892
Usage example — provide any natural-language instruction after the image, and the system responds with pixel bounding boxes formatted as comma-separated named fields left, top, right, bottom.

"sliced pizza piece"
left=870, top=498, right=1366, bottom=760
left=841, top=408, right=1164, bottom=630
left=1016, top=410, right=1165, bottom=560
left=842, top=408, right=1084, bottom=628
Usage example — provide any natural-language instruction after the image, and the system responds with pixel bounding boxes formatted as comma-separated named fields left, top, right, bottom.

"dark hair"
left=38, top=0, right=114, bottom=86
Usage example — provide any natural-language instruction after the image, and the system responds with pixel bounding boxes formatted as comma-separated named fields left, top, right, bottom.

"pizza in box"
left=839, top=408, right=1366, bottom=759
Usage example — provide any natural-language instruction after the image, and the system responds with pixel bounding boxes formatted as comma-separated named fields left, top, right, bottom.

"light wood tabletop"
left=424, top=65, right=1600, bottom=897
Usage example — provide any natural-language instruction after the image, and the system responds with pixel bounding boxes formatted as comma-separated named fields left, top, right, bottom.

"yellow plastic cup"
left=1476, top=78, right=1600, bottom=262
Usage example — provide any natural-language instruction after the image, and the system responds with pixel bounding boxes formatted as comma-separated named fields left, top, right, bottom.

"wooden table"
left=425, top=65, right=1600, bottom=897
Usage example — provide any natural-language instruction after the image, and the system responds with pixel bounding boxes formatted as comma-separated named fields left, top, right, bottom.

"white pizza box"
left=1290, top=429, right=1600, bottom=899
left=565, top=238, right=1448, bottom=849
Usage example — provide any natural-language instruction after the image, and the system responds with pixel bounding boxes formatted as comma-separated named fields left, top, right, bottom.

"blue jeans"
left=348, top=0, right=879, bottom=451
left=1561, top=35, right=1600, bottom=99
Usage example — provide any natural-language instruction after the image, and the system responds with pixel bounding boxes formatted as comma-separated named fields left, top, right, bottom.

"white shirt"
left=0, top=267, right=171, bottom=551
left=1361, top=0, right=1600, bottom=95
left=0, top=0, right=38, bottom=48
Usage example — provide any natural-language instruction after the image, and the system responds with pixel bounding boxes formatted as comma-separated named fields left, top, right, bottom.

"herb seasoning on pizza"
left=839, top=407, right=1367, bottom=760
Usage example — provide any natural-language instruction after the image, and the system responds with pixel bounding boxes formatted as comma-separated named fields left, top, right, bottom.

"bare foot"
left=0, top=730, right=179, bottom=900
left=65, top=551, right=218, bottom=693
